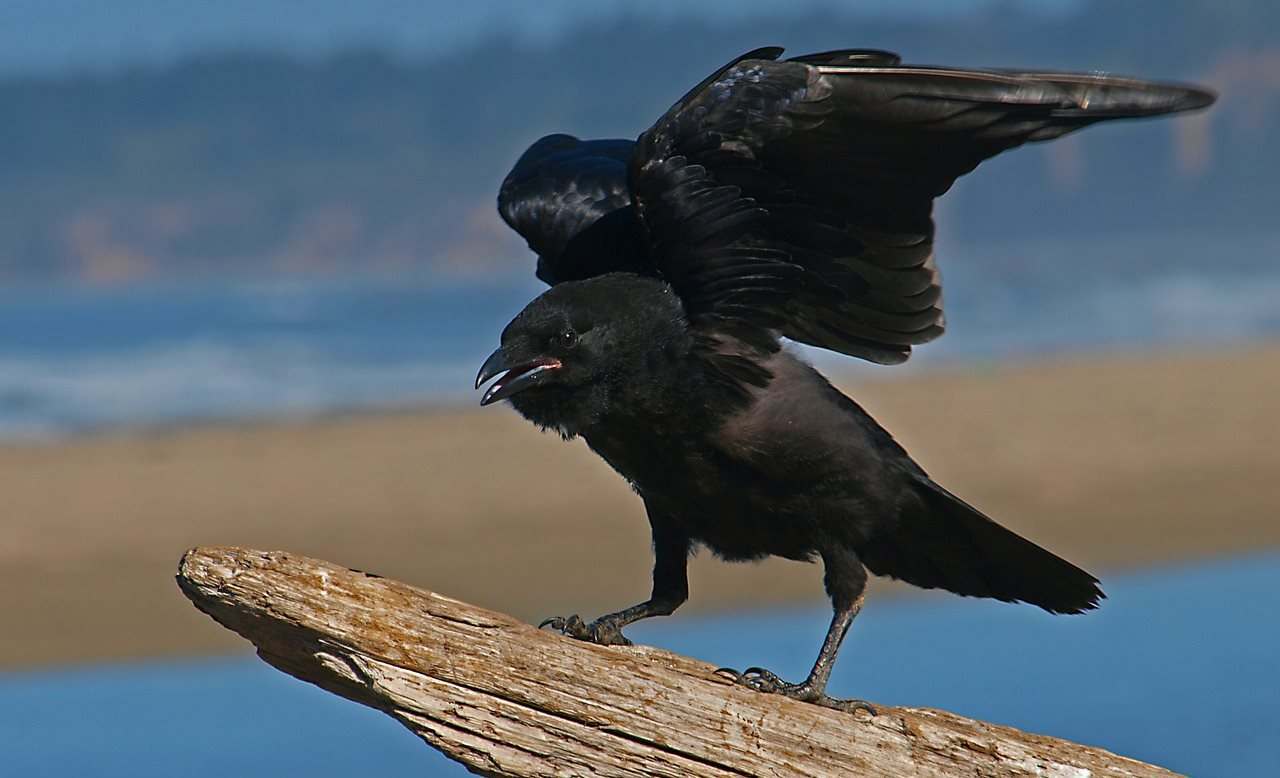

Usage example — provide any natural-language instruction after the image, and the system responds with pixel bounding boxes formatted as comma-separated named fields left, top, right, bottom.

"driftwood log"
left=176, top=546, right=1177, bottom=778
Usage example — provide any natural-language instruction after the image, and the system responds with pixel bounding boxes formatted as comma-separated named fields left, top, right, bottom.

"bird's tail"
left=859, top=475, right=1104, bottom=614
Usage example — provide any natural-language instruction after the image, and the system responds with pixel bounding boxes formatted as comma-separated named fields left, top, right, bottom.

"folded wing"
left=498, top=134, right=645, bottom=285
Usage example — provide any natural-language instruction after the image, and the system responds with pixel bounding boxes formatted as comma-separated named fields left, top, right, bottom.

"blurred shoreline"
left=6, top=245, right=1280, bottom=442
left=4, top=343, right=1279, bottom=669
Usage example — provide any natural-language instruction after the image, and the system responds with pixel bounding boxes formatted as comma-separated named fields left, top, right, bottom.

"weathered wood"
left=176, top=545, right=1178, bottom=778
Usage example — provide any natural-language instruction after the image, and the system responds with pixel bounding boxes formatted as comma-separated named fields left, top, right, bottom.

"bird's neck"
left=578, top=350, right=758, bottom=479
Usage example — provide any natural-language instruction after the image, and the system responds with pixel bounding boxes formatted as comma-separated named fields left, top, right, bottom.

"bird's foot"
left=538, top=614, right=633, bottom=646
left=714, top=667, right=876, bottom=715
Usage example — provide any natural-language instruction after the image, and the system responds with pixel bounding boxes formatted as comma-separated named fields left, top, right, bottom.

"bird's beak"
left=475, top=348, right=563, bottom=406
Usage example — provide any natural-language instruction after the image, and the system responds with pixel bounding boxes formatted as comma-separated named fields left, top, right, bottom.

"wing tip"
left=1031, top=72, right=1218, bottom=117
left=1083, top=78, right=1218, bottom=117
left=1171, top=84, right=1218, bottom=113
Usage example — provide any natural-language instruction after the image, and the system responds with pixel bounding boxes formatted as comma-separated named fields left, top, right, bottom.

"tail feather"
left=860, top=476, right=1104, bottom=614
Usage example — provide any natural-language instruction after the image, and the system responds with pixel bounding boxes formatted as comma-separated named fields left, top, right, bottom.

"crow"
left=475, top=47, right=1214, bottom=712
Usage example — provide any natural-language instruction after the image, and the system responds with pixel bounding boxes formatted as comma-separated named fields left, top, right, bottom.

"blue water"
left=0, top=278, right=541, bottom=438
left=2, top=231, right=1278, bottom=440
left=2, top=554, right=1276, bottom=777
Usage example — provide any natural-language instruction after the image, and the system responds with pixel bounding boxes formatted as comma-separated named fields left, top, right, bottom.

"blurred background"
left=1, top=1, right=1277, bottom=775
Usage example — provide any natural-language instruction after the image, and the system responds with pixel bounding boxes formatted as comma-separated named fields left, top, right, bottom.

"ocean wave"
left=1, top=265, right=1277, bottom=440
left=0, top=338, right=476, bottom=441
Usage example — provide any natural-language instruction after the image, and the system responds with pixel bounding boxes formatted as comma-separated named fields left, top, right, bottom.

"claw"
left=717, top=665, right=877, bottom=716
left=538, top=614, right=632, bottom=646
left=821, top=697, right=878, bottom=716
left=539, top=614, right=590, bottom=639
left=739, top=666, right=784, bottom=693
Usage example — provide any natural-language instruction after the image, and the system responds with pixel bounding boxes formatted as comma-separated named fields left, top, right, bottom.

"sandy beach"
left=3, top=344, right=1278, bottom=669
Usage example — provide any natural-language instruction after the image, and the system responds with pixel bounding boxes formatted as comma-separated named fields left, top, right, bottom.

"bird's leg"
left=718, top=546, right=876, bottom=715
left=541, top=523, right=689, bottom=647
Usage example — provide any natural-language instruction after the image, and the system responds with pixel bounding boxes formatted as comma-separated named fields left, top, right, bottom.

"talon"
left=739, top=666, right=783, bottom=692
left=538, top=614, right=589, bottom=639
left=717, top=665, right=877, bottom=716
left=818, top=697, right=878, bottom=716
left=585, top=618, right=633, bottom=646
left=721, top=665, right=783, bottom=693
left=537, top=614, right=631, bottom=646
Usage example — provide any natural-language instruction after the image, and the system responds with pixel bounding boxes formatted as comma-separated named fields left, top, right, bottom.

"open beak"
left=475, top=348, right=563, bottom=406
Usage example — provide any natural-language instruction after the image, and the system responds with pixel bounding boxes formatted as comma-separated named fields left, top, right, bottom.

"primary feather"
left=499, top=47, right=1215, bottom=369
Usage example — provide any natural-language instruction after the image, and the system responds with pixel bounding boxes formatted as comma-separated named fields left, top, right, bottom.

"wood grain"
left=177, top=545, right=1181, bottom=778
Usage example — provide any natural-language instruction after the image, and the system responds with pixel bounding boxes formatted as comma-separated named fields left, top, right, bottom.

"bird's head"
left=475, top=273, right=690, bottom=437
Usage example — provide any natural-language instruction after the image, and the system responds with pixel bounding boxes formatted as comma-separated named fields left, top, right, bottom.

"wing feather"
left=627, top=48, right=1215, bottom=367
left=497, top=134, right=641, bottom=283
left=495, top=48, right=1214, bottom=376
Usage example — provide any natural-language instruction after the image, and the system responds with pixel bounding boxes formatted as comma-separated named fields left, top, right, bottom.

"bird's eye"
left=551, top=329, right=578, bottom=349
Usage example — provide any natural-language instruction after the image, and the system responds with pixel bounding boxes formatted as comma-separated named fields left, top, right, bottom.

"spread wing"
left=497, top=134, right=643, bottom=285
left=628, top=47, right=1216, bottom=365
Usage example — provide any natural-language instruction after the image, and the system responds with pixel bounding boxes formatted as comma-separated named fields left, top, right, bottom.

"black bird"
left=475, top=47, right=1214, bottom=712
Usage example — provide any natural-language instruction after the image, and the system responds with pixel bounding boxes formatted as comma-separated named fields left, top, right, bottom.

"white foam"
left=0, top=338, right=475, bottom=440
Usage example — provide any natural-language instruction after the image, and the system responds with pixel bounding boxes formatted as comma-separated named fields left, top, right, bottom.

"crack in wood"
left=176, top=546, right=1184, bottom=778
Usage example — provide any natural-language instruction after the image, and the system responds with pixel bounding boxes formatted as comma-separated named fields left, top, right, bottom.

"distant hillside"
left=0, top=0, right=1274, bottom=285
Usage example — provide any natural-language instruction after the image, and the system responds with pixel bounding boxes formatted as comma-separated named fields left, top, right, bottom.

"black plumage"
left=478, top=47, right=1214, bottom=711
